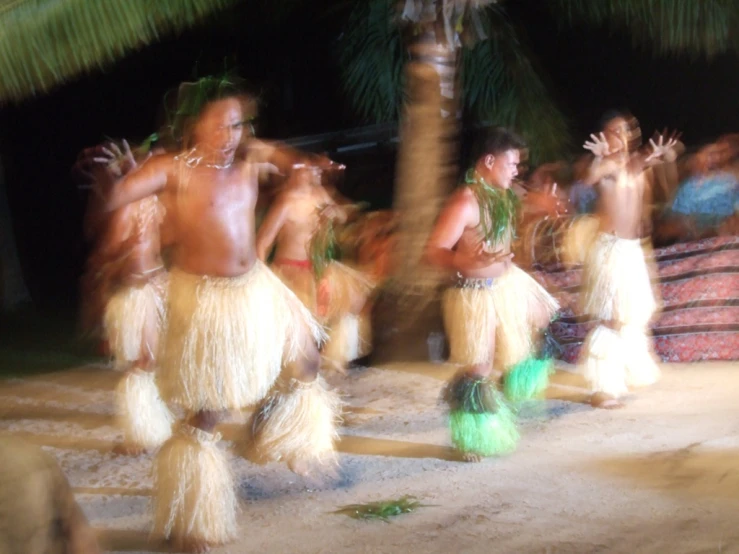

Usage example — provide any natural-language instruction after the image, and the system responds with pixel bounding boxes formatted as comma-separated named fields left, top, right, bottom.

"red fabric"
left=273, top=258, right=313, bottom=270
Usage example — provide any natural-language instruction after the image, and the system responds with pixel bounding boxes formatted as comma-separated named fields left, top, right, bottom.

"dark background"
left=3, top=0, right=737, bottom=313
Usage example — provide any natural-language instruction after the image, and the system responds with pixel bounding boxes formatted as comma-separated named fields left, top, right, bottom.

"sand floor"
left=1, top=360, right=738, bottom=554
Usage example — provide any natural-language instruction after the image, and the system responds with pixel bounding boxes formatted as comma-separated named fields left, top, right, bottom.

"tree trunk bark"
left=0, top=155, right=31, bottom=311
left=370, top=27, right=461, bottom=364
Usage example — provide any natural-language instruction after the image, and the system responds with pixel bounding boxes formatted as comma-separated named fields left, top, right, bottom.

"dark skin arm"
left=425, top=191, right=513, bottom=273
left=105, top=155, right=169, bottom=212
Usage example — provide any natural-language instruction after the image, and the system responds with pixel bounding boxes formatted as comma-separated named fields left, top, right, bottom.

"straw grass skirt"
left=579, top=233, right=662, bottom=397
left=272, top=261, right=318, bottom=314
left=249, top=376, right=343, bottom=468
left=153, top=425, right=237, bottom=546
left=442, top=265, right=559, bottom=370
left=581, top=233, right=660, bottom=326
left=115, top=369, right=173, bottom=450
left=103, top=272, right=167, bottom=366
left=158, top=262, right=325, bottom=412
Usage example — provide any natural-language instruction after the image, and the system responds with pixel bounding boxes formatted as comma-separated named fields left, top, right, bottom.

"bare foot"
left=462, top=452, right=482, bottom=463
left=171, top=536, right=212, bottom=553
left=288, top=459, right=313, bottom=477
left=590, top=392, right=624, bottom=410
left=321, top=357, right=347, bottom=375
left=112, top=442, right=146, bottom=456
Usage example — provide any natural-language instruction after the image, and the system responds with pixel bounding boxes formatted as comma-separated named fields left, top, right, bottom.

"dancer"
left=580, top=112, right=677, bottom=408
left=425, top=128, right=560, bottom=461
left=0, top=437, right=100, bottom=553
left=91, top=140, right=174, bottom=456
left=256, top=163, right=373, bottom=372
left=103, top=76, right=341, bottom=552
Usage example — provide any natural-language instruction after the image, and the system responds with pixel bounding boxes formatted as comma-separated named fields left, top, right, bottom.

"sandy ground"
left=1, top=360, right=739, bottom=554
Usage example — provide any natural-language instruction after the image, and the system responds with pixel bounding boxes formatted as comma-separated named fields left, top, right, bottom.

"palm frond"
left=0, top=0, right=239, bottom=103
left=337, top=0, right=406, bottom=122
left=462, top=6, right=571, bottom=164
left=550, top=0, right=739, bottom=57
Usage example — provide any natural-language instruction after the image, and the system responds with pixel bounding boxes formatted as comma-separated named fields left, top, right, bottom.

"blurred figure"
left=657, top=138, right=739, bottom=243
left=568, top=154, right=599, bottom=214
left=256, top=163, right=374, bottom=372
left=579, top=111, right=677, bottom=409
left=0, top=437, right=100, bottom=554
left=83, top=139, right=173, bottom=457
left=521, top=162, right=571, bottom=220
left=355, top=210, right=399, bottom=283
left=425, top=128, right=559, bottom=462
left=103, top=75, right=339, bottom=552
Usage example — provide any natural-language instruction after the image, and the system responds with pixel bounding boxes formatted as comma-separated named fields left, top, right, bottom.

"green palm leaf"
left=0, top=0, right=239, bottom=102
left=550, top=0, right=739, bottom=57
left=462, top=5, right=571, bottom=164
left=339, top=1, right=571, bottom=164
left=338, top=0, right=406, bottom=122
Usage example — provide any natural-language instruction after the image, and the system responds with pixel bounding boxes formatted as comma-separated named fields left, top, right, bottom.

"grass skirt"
left=580, top=323, right=661, bottom=398
left=248, top=376, right=343, bottom=468
left=153, top=425, right=237, bottom=546
left=580, top=233, right=660, bottom=327
left=116, top=369, right=173, bottom=450
left=158, top=263, right=326, bottom=412
left=103, top=272, right=167, bottom=366
left=579, top=234, right=662, bottom=396
left=320, top=262, right=375, bottom=321
left=443, top=374, right=519, bottom=457
left=442, top=265, right=559, bottom=369
left=272, top=262, right=317, bottom=314
left=323, top=314, right=363, bottom=369
left=561, top=215, right=600, bottom=267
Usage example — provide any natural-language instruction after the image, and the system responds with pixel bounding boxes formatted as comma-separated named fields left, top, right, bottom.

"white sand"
left=1, top=360, right=739, bottom=554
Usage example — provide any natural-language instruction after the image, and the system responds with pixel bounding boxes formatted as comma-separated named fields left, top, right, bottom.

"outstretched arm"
left=256, top=197, right=289, bottom=262
left=256, top=139, right=342, bottom=178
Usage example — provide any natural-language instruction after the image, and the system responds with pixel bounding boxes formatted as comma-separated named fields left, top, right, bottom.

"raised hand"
left=96, top=140, right=141, bottom=177
left=583, top=133, right=611, bottom=157
left=645, top=131, right=680, bottom=163
left=73, top=145, right=117, bottom=190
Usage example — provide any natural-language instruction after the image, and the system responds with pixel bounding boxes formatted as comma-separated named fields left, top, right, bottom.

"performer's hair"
left=475, top=127, right=526, bottom=160
left=598, top=109, right=628, bottom=131
left=598, top=109, right=642, bottom=152
left=165, top=73, right=257, bottom=149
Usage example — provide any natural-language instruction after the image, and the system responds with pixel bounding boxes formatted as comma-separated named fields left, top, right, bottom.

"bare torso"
left=593, top=157, right=646, bottom=240
left=126, top=196, right=165, bottom=276
left=453, top=188, right=513, bottom=279
left=272, top=188, right=327, bottom=261
left=159, top=155, right=260, bottom=277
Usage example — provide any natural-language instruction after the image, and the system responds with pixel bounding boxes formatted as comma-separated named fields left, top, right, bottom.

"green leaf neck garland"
left=463, top=169, right=520, bottom=247
left=309, top=202, right=370, bottom=279
left=309, top=213, right=339, bottom=280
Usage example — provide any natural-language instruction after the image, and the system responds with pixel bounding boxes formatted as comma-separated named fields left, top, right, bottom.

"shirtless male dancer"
left=88, top=139, right=173, bottom=456
left=256, top=164, right=373, bottom=371
left=426, top=128, right=560, bottom=461
left=580, top=111, right=677, bottom=409
left=103, top=76, right=341, bottom=552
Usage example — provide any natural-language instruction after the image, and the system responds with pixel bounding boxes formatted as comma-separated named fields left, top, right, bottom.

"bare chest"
left=167, top=167, right=257, bottom=232
left=599, top=172, right=644, bottom=216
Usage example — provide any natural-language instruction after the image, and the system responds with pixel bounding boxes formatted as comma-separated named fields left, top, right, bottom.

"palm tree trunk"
left=0, top=155, right=31, bottom=311
left=370, top=23, right=461, bottom=364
